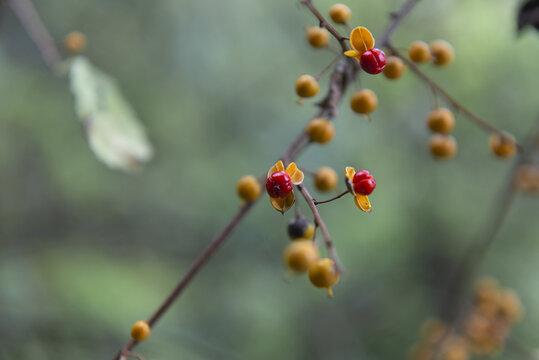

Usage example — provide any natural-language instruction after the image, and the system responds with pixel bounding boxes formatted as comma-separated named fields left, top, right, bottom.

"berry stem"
left=300, top=0, right=349, bottom=52
left=314, top=189, right=350, bottom=205
left=386, top=44, right=525, bottom=152
left=297, top=184, right=344, bottom=273
left=8, top=0, right=62, bottom=69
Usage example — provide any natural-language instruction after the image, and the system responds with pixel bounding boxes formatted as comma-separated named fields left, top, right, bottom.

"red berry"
left=360, top=48, right=386, bottom=74
left=353, top=170, right=372, bottom=183
left=352, top=170, right=376, bottom=195
left=266, top=171, right=293, bottom=198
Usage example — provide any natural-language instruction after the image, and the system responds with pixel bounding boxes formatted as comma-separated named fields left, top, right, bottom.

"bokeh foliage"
left=0, top=0, right=538, bottom=359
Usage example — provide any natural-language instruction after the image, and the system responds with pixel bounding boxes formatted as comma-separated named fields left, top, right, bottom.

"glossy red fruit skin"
left=354, top=178, right=376, bottom=195
left=353, top=170, right=372, bottom=183
left=266, top=171, right=293, bottom=198
left=360, top=49, right=386, bottom=74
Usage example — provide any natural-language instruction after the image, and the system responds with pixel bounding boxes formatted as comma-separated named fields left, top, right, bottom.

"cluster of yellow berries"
left=408, top=40, right=454, bottom=67
left=426, top=108, right=458, bottom=159
left=409, top=278, right=523, bottom=360
left=63, top=31, right=87, bottom=54
left=284, top=216, right=340, bottom=297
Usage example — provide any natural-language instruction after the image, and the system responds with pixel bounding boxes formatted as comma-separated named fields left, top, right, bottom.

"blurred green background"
left=0, top=0, right=538, bottom=359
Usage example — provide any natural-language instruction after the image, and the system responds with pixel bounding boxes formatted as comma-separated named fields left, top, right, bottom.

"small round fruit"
left=360, top=48, right=386, bottom=75
left=64, top=31, right=87, bottom=54
left=383, top=56, right=405, bottom=79
left=283, top=240, right=319, bottom=273
left=429, top=134, right=457, bottom=159
left=429, top=40, right=454, bottom=66
left=306, top=118, right=335, bottom=144
left=329, top=4, right=351, bottom=24
left=131, top=320, right=150, bottom=341
left=308, top=258, right=340, bottom=293
left=306, top=26, right=330, bottom=48
left=237, top=175, right=261, bottom=202
left=295, top=75, right=320, bottom=98
left=314, top=167, right=338, bottom=192
left=490, top=132, right=516, bottom=159
left=498, top=289, right=523, bottom=323
left=266, top=171, right=293, bottom=198
left=408, top=41, right=431, bottom=63
left=288, top=216, right=315, bottom=240
left=352, top=170, right=376, bottom=195
left=427, top=108, right=455, bottom=134
left=350, top=89, right=378, bottom=114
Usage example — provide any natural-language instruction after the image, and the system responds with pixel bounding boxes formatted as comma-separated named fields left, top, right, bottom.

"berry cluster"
left=284, top=215, right=339, bottom=297
left=409, top=278, right=523, bottom=360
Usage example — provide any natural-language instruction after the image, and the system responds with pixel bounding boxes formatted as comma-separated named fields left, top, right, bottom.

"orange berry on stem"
left=329, top=4, right=351, bottom=24
left=236, top=175, right=261, bottom=202
left=429, top=134, right=457, bottom=159
left=427, top=108, right=455, bottom=134
left=314, top=167, right=338, bottom=192
left=306, top=118, right=335, bottom=144
left=383, top=56, right=405, bottom=79
left=308, top=258, right=340, bottom=297
left=131, top=320, right=151, bottom=341
left=429, top=40, right=454, bottom=66
left=64, top=31, right=87, bottom=54
left=306, top=26, right=330, bottom=48
left=350, top=89, right=378, bottom=115
left=283, top=240, right=319, bottom=273
left=490, top=132, right=516, bottom=159
left=295, top=75, right=320, bottom=98
left=408, top=41, right=431, bottom=63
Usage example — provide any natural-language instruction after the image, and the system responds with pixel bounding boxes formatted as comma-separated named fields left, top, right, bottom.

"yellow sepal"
left=285, top=162, right=304, bottom=185
left=270, top=192, right=295, bottom=214
left=268, top=160, right=285, bottom=178
left=344, top=50, right=359, bottom=57
left=354, top=194, right=372, bottom=212
left=350, top=26, right=375, bottom=54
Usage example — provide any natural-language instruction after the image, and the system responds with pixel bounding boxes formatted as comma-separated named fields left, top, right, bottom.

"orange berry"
left=64, top=31, right=87, bottom=54
left=329, top=4, right=351, bottom=24
left=429, top=40, right=454, bottom=66
left=498, top=289, right=523, bottom=324
left=283, top=240, right=319, bottom=273
left=420, top=318, right=447, bottom=344
left=295, top=75, right=320, bottom=98
left=429, top=134, right=457, bottom=159
left=131, top=320, right=150, bottom=341
left=408, top=41, right=431, bottom=63
left=489, top=132, right=516, bottom=159
left=383, top=56, right=405, bottom=79
left=350, top=89, right=378, bottom=114
left=306, top=118, right=335, bottom=144
left=427, top=108, right=455, bottom=134
left=514, top=164, right=539, bottom=192
left=308, top=258, right=339, bottom=296
left=236, top=175, right=262, bottom=202
left=314, top=166, right=338, bottom=192
left=306, top=26, right=330, bottom=48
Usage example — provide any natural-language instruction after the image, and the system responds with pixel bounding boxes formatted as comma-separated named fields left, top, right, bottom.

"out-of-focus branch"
left=386, top=44, right=525, bottom=152
left=378, top=0, right=421, bottom=47
left=8, top=0, right=61, bottom=68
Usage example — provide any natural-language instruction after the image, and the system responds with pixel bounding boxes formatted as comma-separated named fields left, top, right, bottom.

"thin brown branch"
left=314, top=189, right=350, bottom=205
left=300, top=0, right=348, bottom=52
left=378, top=0, right=421, bottom=47
left=8, top=0, right=61, bottom=68
left=386, top=44, right=525, bottom=152
left=297, top=184, right=344, bottom=273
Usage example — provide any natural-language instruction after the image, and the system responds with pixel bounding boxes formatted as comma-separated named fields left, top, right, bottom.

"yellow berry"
left=306, top=26, right=330, bottom=48
left=430, top=40, right=454, bottom=66
left=131, top=320, right=150, bottom=341
left=427, top=108, right=455, bottom=134
left=429, top=134, right=457, bottom=159
left=383, top=56, right=405, bottom=79
left=420, top=318, right=447, bottom=344
left=350, top=89, right=378, bottom=114
left=308, top=258, right=339, bottom=293
left=306, top=118, right=335, bottom=144
left=314, top=167, right=338, bottom=192
left=329, top=4, right=351, bottom=24
left=408, top=41, right=431, bottom=63
left=295, top=75, right=320, bottom=98
left=236, top=175, right=261, bottom=202
left=498, top=289, right=523, bottom=324
left=283, top=240, right=319, bottom=273
left=489, top=132, right=516, bottom=159
left=64, top=31, right=87, bottom=54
